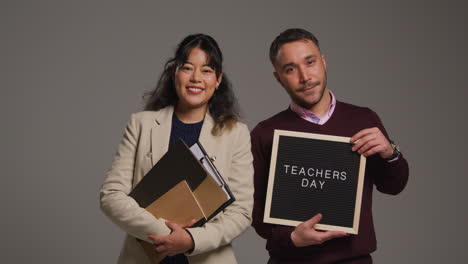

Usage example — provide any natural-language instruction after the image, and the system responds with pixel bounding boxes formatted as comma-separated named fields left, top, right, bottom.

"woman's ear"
left=216, top=72, right=224, bottom=89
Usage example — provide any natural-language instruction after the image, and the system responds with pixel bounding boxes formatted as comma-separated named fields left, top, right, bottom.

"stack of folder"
left=129, top=139, right=235, bottom=263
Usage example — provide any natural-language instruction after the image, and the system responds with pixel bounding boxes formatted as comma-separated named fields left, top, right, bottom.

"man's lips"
left=297, top=81, right=320, bottom=92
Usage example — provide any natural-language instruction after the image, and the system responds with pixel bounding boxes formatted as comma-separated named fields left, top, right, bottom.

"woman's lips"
left=187, top=86, right=204, bottom=94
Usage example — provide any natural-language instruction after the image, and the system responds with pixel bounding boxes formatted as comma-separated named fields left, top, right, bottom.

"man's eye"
left=307, top=60, right=315, bottom=65
left=285, top=68, right=294, bottom=73
left=203, top=69, right=214, bottom=73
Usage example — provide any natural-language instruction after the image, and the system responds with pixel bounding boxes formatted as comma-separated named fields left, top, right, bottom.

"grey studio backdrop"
left=2, top=0, right=467, bottom=263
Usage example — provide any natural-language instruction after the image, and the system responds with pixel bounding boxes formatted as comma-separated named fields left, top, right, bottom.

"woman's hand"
left=148, top=220, right=196, bottom=257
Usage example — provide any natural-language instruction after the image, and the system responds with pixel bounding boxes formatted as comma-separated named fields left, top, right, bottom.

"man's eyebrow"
left=304, top=55, right=317, bottom=60
left=280, top=55, right=318, bottom=70
left=281, top=62, right=295, bottom=71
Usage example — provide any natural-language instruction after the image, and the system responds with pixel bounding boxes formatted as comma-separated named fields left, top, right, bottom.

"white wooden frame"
left=263, top=129, right=366, bottom=234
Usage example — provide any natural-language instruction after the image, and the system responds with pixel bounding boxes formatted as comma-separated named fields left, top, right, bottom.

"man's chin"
left=293, top=99, right=319, bottom=110
left=292, top=89, right=327, bottom=109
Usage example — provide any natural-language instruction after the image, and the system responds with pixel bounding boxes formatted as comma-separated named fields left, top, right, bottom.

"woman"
left=100, top=34, right=253, bottom=264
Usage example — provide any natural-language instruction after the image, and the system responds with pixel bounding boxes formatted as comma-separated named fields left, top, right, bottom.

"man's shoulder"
left=252, top=108, right=292, bottom=133
left=336, top=100, right=373, bottom=115
left=335, top=100, right=379, bottom=120
left=335, top=101, right=383, bottom=130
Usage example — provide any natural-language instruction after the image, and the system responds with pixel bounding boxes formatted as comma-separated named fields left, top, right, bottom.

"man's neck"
left=307, top=89, right=331, bottom=118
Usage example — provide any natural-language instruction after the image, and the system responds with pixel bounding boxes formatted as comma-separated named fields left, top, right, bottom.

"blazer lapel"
left=151, top=106, right=216, bottom=165
left=150, top=106, right=174, bottom=166
left=198, top=111, right=216, bottom=155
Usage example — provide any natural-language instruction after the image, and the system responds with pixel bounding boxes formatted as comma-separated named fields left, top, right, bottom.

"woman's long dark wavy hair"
left=144, top=34, right=240, bottom=136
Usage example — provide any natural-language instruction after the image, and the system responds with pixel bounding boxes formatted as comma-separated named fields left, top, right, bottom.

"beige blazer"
left=100, top=106, right=254, bottom=264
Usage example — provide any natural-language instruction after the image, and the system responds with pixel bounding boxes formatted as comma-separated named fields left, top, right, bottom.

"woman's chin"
left=177, top=100, right=208, bottom=111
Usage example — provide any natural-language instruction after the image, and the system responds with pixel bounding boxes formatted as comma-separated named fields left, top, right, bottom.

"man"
left=251, top=28, right=409, bottom=263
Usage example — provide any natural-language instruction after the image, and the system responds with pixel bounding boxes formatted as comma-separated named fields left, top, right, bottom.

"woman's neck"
left=175, top=104, right=207, bottom=124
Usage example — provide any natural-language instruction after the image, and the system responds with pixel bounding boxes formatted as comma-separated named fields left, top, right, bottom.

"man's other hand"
left=291, top=214, right=348, bottom=247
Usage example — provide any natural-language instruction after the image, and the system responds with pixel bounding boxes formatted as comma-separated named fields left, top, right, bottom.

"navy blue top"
left=162, top=112, right=204, bottom=264
left=168, top=113, right=204, bottom=147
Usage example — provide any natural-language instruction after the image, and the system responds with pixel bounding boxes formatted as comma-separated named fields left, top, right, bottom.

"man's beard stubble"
left=292, top=71, right=328, bottom=110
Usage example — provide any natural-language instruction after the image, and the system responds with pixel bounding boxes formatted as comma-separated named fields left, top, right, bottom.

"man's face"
left=273, top=40, right=328, bottom=110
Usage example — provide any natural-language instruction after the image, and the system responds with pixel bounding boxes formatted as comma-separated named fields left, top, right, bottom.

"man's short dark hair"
left=269, top=28, right=320, bottom=66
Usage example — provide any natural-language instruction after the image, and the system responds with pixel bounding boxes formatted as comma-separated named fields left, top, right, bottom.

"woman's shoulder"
left=219, top=119, right=250, bottom=139
left=130, top=107, right=173, bottom=124
left=232, top=120, right=249, bottom=132
left=131, top=110, right=158, bottom=121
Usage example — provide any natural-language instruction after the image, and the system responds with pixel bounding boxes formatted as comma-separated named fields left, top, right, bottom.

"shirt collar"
left=290, top=90, right=336, bottom=125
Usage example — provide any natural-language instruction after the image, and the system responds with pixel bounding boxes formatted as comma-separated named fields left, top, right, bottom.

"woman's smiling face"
left=174, top=47, right=222, bottom=111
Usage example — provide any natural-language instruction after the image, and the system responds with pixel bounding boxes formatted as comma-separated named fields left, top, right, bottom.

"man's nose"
left=298, top=67, right=310, bottom=83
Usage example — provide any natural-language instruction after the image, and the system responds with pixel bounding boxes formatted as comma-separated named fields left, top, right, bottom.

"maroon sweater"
left=251, top=102, right=409, bottom=263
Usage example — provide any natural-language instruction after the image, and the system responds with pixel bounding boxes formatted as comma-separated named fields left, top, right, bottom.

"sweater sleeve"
left=251, top=124, right=297, bottom=250
left=368, top=110, right=409, bottom=195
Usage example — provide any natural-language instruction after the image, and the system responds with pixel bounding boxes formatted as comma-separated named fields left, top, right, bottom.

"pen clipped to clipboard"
left=189, top=142, right=227, bottom=189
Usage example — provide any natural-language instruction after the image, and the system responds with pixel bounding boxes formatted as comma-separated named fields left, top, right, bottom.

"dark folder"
left=128, top=139, right=235, bottom=263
